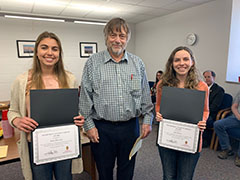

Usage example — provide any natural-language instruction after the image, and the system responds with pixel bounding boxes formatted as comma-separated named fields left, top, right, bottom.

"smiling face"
left=37, top=37, right=60, bottom=69
left=106, top=26, right=128, bottom=59
left=172, top=50, right=194, bottom=78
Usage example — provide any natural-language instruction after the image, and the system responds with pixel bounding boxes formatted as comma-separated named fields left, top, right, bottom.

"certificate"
left=32, top=124, right=80, bottom=165
left=157, top=119, right=200, bottom=153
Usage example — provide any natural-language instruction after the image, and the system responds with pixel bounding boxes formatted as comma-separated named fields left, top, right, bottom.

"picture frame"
left=16, top=40, right=35, bottom=58
left=79, top=42, right=98, bottom=58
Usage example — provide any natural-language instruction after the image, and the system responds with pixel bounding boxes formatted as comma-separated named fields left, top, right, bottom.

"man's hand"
left=141, top=124, right=152, bottom=139
left=86, top=127, right=99, bottom=143
left=13, top=117, right=38, bottom=133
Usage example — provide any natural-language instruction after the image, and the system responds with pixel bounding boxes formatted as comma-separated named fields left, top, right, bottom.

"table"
left=82, top=131, right=97, bottom=180
left=0, top=128, right=19, bottom=163
left=0, top=128, right=97, bottom=180
left=0, top=101, right=10, bottom=111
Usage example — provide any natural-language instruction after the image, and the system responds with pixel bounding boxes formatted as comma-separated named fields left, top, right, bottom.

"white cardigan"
left=8, top=71, right=83, bottom=180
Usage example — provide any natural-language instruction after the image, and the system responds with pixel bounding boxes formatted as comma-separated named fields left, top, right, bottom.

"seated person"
left=214, top=90, right=240, bottom=167
left=150, top=70, right=163, bottom=103
left=203, top=70, right=224, bottom=147
left=204, top=70, right=225, bottom=127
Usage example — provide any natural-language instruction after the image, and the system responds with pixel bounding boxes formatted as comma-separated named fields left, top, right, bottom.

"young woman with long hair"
left=155, top=46, right=209, bottom=180
left=8, top=31, right=84, bottom=180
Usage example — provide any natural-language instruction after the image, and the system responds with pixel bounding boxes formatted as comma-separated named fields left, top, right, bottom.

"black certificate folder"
left=30, top=88, right=79, bottom=127
left=160, top=86, right=205, bottom=124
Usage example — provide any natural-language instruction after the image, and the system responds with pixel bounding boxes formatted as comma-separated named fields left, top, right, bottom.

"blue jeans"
left=158, top=146, right=200, bottom=180
left=214, top=114, right=240, bottom=156
left=28, top=143, right=72, bottom=180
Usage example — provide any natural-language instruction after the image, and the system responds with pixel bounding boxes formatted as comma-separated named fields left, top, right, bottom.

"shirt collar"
left=103, top=50, right=128, bottom=64
left=209, top=82, right=214, bottom=89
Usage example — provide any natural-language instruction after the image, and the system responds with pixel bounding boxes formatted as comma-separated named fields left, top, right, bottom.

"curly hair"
left=160, top=46, right=200, bottom=89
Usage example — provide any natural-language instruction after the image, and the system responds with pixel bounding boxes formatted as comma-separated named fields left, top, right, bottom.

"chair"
left=210, top=93, right=233, bottom=150
left=148, top=81, right=155, bottom=90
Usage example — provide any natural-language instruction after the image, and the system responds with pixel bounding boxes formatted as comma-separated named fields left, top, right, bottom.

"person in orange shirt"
left=155, top=46, right=209, bottom=180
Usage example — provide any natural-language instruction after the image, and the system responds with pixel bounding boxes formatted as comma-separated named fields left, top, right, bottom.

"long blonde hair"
left=31, top=31, right=69, bottom=89
left=160, top=46, right=200, bottom=89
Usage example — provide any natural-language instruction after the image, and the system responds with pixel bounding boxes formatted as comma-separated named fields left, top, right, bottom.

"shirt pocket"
left=129, top=74, right=141, bottom=96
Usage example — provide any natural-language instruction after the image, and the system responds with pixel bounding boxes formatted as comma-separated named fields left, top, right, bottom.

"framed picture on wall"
left=16, top=40, right=35, bottom=58
left=79, top=42, right=98, bottom=58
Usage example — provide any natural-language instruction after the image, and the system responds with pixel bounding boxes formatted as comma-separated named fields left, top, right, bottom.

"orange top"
left=155, top=80, right=209, bottom=152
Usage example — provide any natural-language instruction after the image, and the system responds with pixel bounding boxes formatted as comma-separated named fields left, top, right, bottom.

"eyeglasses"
left=109, top=33, right=127, bottom=40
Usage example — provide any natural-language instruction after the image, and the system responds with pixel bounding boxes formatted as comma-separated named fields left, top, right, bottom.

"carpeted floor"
left=134, top=124, right=240, bottom=180
left=1, top=124, right=240, bottom=180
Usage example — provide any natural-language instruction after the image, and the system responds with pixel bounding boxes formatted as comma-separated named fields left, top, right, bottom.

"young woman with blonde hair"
left=8, top=31, right=84, bottom=180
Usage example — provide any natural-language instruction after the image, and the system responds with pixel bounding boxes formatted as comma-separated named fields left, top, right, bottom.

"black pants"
left=91, top=118, right=140, bottom=180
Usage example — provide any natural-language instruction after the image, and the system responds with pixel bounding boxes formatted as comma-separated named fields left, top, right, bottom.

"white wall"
left=0, top=18, right=135, bottom=100
left=226, top=0, right=240, bottom=83
left=1, top=0, right=239, bottom=100
left=136, top=0, right=240, bottom=98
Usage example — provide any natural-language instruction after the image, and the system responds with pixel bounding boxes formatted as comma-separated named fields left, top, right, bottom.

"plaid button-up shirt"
left=79, top=50, right=153, bottom=131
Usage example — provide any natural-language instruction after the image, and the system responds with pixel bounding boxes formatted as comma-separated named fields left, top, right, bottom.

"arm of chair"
left=220, top=109, right=232, bottom=119
left=216, top=107, right=231, bottom=120
left=212, top=107, right=232, bottom=151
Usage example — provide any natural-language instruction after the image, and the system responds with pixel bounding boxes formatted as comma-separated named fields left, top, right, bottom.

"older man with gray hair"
left=79, top=17, right=153, bottom=180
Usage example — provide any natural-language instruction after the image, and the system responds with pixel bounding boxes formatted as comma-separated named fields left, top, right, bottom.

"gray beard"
left=109, top=46, right=125, bottom=57
left=112, top=49, right=123, bottom=56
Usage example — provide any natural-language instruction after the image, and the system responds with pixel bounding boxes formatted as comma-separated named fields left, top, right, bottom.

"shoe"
left=218, top=149, right=234, bottom=159
left=235, top=155, right=240, bottom=167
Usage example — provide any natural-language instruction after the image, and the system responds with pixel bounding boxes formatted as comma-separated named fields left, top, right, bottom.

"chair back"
left=149, top=81, right=155, bottom=89
left=219, top=93, right=233, bottom=110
